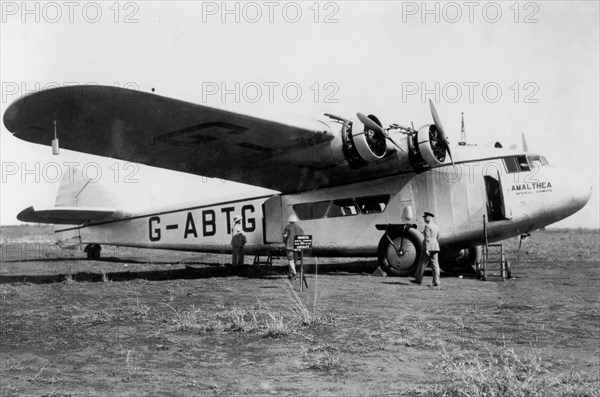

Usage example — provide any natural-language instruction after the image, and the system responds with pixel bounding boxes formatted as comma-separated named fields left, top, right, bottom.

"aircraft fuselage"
left=57, top=148, right=591, bottom=262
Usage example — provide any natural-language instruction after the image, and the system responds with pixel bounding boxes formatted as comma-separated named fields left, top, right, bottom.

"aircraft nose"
left=569, top=172, right=592, bottom=211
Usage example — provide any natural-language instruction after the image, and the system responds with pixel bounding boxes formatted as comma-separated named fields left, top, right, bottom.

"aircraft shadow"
left=301, top=261, right=380, bottom=275
left=3, top=257, right=88, bottom=263
left=2, top=256, right=195, bottom=265
left=0, top=261, right=382, bottom=285
left=0, top=264, right=288, bottom=285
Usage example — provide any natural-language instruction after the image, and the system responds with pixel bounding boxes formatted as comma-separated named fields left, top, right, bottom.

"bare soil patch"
left=1, top=229, right=598, bottom=396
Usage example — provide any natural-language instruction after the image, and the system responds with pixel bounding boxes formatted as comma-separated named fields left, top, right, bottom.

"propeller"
left=356, top=112, right=406, bottom=153
left=428, top=99, right=454, bottom=166
left=356, top=112, right=385, bottom=136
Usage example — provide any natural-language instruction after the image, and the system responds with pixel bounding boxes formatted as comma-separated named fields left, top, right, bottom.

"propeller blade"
left=428, top=100, right=454, bottom=165
left=522, top=133, right=529, bottom=152
left=386, top=134, right=407, bottom=153
left=356, top=112, right=385, bottom=136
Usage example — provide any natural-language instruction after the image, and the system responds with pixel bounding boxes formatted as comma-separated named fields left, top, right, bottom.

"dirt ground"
left=0, top=228, right=598, bottom=396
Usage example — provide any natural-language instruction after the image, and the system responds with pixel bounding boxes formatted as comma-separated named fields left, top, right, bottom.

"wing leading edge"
left=3, top=85, right=406, bottom=193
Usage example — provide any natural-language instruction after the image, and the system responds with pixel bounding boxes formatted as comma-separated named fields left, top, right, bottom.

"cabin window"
left=293, top=201, right=330, bottom=220
left=355, top=195, right=390, bottom=214
left=503, top=155, right=531, bottom=173
left=327, top=199, right=359, bottom=218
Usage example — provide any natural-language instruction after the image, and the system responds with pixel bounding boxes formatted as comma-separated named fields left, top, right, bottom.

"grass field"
left=0, top=228, right=598, bottom=396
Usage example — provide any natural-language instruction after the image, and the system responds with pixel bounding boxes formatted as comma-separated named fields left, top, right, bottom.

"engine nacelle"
left=409, top=124, right=449, bottom=169
left=287, top=115, right=444, bottom=172
left=284, top=116, right=392, bottom=169
left=340, top=116, right=388, bottom=168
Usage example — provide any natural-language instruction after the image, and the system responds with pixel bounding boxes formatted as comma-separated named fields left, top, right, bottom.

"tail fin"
left=17, top=168, right=124, bottom=225
left=55, top=167, right=120, bottom=208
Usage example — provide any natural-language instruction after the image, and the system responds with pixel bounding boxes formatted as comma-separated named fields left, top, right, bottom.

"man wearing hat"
left=230, top=215, right=246, bottom=266
left=423, top=211, right=441, bottom=288
left=283, top=214, right=304, bottom=279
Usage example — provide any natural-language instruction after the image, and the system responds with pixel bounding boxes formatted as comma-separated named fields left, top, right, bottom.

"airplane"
left=3, top=85, right=592, bottom=277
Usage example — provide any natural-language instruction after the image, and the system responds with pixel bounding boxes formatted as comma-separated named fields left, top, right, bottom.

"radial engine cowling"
left=340, top=115, right=389, bottom=168
left=411, top=124, right=449, bottom=169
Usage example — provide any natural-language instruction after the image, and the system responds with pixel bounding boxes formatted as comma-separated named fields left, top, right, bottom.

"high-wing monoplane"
left=4, top=85, right=591, bottom=276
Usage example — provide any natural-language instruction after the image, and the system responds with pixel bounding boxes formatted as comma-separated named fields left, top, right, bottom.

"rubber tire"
left=87, top=244, right=101, bottom=260
left=377, top=227, right=424, bottom=277
left=440, top=246, right=482, bottom=275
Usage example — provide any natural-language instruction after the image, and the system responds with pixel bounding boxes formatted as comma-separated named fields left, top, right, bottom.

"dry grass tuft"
left=167, top=302, right=292, bottom=337
left=286, top=280, right=333, bottom=327
left=131, top=295, right=151, bottom=318
left=432, top=347, right=599, bottom=397
left=2, top=357, right=24, bottom=372
left=302, top=347, right=340, bottom=371
left=63, top=274, right=75, bottom=284
left=264, top=311, right=289, bottom=338
left=125, top=350, right=140, bottom=377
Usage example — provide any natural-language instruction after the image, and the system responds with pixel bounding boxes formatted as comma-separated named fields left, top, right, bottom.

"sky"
left=1, top=0, right=599, bottom=228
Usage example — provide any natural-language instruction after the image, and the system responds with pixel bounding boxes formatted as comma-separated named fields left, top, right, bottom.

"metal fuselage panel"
left=64, top=157, right=588, bottom=257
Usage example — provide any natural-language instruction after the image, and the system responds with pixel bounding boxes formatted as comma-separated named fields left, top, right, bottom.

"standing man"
left=423, top=212, right=441, bottom=288
left=231, top=215, right=246, bottom=266
left=283, top=214, right=303, bottom=279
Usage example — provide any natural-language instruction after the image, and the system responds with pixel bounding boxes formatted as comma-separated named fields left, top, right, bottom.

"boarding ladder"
left=476, top=215, right=511, bottom=281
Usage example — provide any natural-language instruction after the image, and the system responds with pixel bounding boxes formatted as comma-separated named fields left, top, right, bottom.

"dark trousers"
left=232, top=247, right=244, bottom=266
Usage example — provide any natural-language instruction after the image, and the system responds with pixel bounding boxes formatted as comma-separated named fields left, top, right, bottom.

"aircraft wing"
left=3, top=85, right=408, bottom=193
left=17, top=206, right=118, bottom=225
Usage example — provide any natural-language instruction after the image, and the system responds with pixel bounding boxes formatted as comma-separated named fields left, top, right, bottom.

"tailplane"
left=17, top=167, right=126, bottom=225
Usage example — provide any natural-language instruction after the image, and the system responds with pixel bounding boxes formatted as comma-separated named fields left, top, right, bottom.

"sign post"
left=293, top=235, right=312, bottom=291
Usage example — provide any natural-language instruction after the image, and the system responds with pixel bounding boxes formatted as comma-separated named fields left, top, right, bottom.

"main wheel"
left=86, top=244, right=101, bottom=260
left=377, top=227, right=424, bottom=277
left=440, top=246, right=482, bottom=275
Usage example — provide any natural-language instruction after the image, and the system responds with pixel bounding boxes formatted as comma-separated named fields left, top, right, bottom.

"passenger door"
left=263, top=195, right=283, bottom=243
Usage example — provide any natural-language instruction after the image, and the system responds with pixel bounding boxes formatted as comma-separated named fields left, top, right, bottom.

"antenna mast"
left=458, top=112, right=466, bottom=146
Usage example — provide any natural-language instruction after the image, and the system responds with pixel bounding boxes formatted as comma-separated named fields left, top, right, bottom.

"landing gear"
left=377, top=227, right=424, bottom=277
left=504, top=259, right=512, bottom=279
left=440, top=246, right=482, bottom=275
left=475, top=260, right=486, bottom=281
left=85, top=244, right=101, bottom=260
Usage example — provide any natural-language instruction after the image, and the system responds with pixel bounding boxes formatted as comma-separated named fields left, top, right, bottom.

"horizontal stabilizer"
left=17, top=206, right=117, bottom=225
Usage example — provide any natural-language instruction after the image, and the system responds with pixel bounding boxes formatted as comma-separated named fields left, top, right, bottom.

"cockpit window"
left=527, top=155, right=542, bottom=169
left=527, top=154, right=549, bottom=168
left=503, top=155, right=531, bottom=173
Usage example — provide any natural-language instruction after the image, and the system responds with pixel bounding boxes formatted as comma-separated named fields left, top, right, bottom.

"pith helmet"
left=288, top=214, right=299, bottom=223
